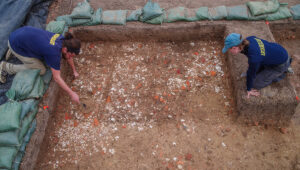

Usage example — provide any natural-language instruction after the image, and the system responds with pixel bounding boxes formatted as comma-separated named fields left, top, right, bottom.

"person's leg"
left=272, top=72, right=286, bottom=82
left=2, top=41, right=46, bottom=75
left=253, top=67, right=284, bottom=90
left=5, top=48, right=13, bottom=61
left=0, top=62, right=8, bottom=83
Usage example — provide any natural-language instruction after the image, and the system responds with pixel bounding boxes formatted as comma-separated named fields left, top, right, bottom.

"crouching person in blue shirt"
left=0, top=26, right=81, bottom=104
left=222, top=33, right=291, bottom=98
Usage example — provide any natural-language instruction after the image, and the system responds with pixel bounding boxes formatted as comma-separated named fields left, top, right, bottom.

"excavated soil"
left=35, top=40, right=300, bottom=170
left=29, top=1, right=300, bottom=170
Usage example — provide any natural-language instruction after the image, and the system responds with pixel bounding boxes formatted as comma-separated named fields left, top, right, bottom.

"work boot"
left=0, top=62, right=8, bottom=84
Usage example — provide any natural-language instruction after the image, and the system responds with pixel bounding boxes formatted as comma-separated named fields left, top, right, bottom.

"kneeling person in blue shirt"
left=0, top=26, right=81, bottom=104
left=222, top=33, right=291, bottom=98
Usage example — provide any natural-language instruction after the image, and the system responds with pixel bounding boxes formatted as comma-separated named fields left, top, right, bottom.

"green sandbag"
left=102, top=10, right=127, bottom=25
left=19, top=107, right=38, bottom=140
left=164, top=7, right=185, bottom=23
left=290, top=4, right=300, bottom=20
left=0, top=132, right=19, bottom=147
left=19, top=120, right=36, bottom=153
left=0, top=147, right=18, bottom=169
left=209, top=6, right=227, bottom=20
left=62, top=26, right=69, bottom=36
left=196, top=7, right=209, bottom=20
left=42, top=68, right=53, bottom=90
left=248, top=13, right=267, bottom=21
left=46, top=21, right=66, bottom=34
left=6, top=69, right=40, bottom=101
left=247, top=0, right=279, bottom=16
left=70, top=0, right=94, bottom=19
left=184, top=8, right=199, bottom=22
left=227, top=5, right=249, bottom=20
left=20, top=99, right=38, bottom=120
left=145, top=10, right=166, bottom=24
left=71, top=18, right=91, bottom=26
left=12, top=120, right=36, bottom=170
left=127, top=9, right=142, bottom=21
left=0, top=100, right=38, bottom=146
left=266, top=5, right=292, bottom=21
left=184, top=7, right=210, bottom=21
left=83, top=8, right=102, bottom=26
left=141, top=0, right=163, bottom=22
left=26, top=75, right=44, bottom=99
left=0, top=108, right=37, bottom=147
left=0, top=101, right=21, bottom=133
left=42, top=68, right=52, bottom=84
left=56, top=15, right=73, bottom=26
left=56, top=15, right=90, bottom=27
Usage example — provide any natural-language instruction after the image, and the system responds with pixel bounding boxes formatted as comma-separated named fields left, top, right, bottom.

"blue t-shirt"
left=243, top=36, right=288, bottom=91
left=9, top=26, right=64, bottom=70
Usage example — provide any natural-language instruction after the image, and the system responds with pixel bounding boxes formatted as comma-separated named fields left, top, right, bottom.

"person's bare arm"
left=66, top=57, right=79, bottom=78
left=51, top=68, right=80, bottom=103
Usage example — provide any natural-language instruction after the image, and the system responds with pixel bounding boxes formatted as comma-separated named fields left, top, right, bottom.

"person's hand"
left=74, top=71, right=79, bottom=78
left=247, top=89, right=260, bottom=98
left=70, top=91, right=80, bottom=104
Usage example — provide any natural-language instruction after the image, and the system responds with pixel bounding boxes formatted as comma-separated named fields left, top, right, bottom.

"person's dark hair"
left=238, top=35, right=249, bottom=50
left=63, top=32, right=81, bottom=55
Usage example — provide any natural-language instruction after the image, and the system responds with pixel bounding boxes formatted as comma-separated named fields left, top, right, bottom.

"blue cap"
left=222, top=33, right=242, bottom=53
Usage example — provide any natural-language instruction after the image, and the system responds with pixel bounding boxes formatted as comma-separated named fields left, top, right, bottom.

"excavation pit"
left=20, top=21, right=300, bottom=170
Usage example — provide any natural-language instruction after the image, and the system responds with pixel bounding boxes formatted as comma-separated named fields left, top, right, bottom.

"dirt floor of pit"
left=276, top=39, right=300, bottom=126
left=34, top=40, right=300, bottom=170
left=29, top=0, right=300, bottom=170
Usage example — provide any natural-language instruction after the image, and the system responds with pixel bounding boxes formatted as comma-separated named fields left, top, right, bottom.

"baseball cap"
left=222, top=33, right=243, bottom=53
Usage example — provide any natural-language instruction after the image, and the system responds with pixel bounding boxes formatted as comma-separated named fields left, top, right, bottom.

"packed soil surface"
left=276, top=38, right=300, bottom=126
left=35, top=40, right=300, bottom=170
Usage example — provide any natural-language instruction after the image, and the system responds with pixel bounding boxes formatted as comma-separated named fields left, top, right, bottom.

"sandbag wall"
left=0, top=69, right=52, bottom=170
left=47, top=0, right=300, bottom=34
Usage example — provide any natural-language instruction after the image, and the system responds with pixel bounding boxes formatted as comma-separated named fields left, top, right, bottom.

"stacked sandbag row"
left=0, top=69, right=52, bottom=170
left=46, top=0, right=300, bottom=32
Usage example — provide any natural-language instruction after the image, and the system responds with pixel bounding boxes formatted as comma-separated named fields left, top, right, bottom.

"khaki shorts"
left=3, top=41, right=46, bottom=75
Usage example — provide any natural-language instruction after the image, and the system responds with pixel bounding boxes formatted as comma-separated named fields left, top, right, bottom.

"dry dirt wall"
left=72, top=22, right=225, bottom=42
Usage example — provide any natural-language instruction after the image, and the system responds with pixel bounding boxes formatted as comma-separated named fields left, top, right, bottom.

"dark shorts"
left=253, top=57, right=291, bottom=90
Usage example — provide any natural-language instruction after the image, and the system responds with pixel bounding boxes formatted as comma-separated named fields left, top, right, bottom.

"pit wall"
left=22, top=20, right=300, bottom=170
left=72, top=22, right=225, bottom=42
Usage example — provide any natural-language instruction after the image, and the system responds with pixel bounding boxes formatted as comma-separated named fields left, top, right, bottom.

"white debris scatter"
left=109, top=148, right=115, bottom=154
left=222, top=142, right=227, bottom=147
left=40, top=41, right=232, bottom=169
left=215, top=86, right=220, bottom=93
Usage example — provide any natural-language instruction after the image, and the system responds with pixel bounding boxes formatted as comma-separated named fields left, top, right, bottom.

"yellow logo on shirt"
left=254, top=38, right=265, bottom=56
left=50, top=34, right=60, bottom=45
